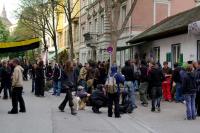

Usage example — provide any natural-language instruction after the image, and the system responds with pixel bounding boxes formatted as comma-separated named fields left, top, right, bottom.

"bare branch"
left=119, top=0, right=137, bottom=36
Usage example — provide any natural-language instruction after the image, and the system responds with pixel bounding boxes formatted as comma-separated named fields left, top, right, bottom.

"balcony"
left=83, top=32, right=98, bottom=48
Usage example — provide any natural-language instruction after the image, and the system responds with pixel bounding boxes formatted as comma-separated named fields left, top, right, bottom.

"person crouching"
left=91, top=84, right=107, bottom=113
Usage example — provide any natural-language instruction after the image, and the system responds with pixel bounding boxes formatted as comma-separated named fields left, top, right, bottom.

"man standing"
left=52, top=63, right=62, bottom=96
left=195, top=61, right=200, bottom=117
left=148, top=61, right=165, bottom=112
left=139, top=60, right=149, bottom=107
left=8, top=58, right=26, bottom=114
left=1, top=61, right=12, bottom=99
left=121, top=60, right=136, bottom=113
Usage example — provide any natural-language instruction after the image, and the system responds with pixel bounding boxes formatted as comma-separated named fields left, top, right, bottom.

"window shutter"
left=166, top=53, right=171, bottom=62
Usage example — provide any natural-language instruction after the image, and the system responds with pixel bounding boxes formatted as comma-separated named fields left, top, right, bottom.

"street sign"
left=107, top=46, right=113, bottom=54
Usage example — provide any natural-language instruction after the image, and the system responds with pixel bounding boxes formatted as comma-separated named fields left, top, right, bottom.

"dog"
left=72, top=92, right=81, bottom=111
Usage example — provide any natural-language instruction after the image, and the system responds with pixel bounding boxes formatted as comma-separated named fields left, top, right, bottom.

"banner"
left=0, top=38, right=40, bottom=53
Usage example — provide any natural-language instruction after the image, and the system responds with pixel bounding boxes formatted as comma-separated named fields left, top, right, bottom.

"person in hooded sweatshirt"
left=106, top=64, right=124, bottom=118
left=182, top=65, right=197, bottom=120
left=8, top=58, right=26, bottom=114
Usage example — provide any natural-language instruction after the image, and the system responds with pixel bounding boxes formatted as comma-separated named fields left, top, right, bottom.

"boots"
left=71, top=107, right=77, bottom=115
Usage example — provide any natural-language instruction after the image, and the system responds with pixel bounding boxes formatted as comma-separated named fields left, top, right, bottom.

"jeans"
left=108, top=93, right=120, bottom=117
left=151, top=87, right=162, bottom=109
left=32, top=79, right=36, bottom=92
left=184, top=94, right=196, bottom=119
left=53, top=81, right=61, bottom=96
left=139, top=82, right=148, bottom=104
left=124, top=81, right=136, bottom=111
left=133, top=80, right=139, bottom=90
left=175, top=83, right=183, bottom=102
left=11, top=87, right=26, bottom=112
left=196, top=92, right=200, bottom=116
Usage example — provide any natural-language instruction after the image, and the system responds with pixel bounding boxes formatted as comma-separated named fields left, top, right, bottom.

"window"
left=121, top=5, right=126, bottom=22
left=153, top=47, right=160, bottom=62
left=94, top=18, right=97, bottom=33
left=197, top=40, right=200, bottom=60
left=74, top=23, right=79, bottom=42
left=172, top=44, right=181, bottom=64
left=100, top=15, right=104, bottom=34
left=81, top=26, right=85, bottom=42
left=89, top=21, right=92, bottom=32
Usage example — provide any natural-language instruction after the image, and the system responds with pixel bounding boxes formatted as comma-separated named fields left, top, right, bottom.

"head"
left=186, top=66, right=193, bottom=73
left=64, top=60, right=73, bottom=73
left=149, top=61, right=156, bottom=68
left=125, top=60, right=130, bottom=66
left=12, top=58, right=20, bottom=67
left=174, top=62, right=179, bottom=69
left=163, top=61, right=168, bottom=69
left=2, top=60, right=7, bottom=68
left=38, top=61, right=44, bottom=68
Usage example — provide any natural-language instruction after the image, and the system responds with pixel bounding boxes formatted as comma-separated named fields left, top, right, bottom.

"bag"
left=105, top=74, right=117, bottom=94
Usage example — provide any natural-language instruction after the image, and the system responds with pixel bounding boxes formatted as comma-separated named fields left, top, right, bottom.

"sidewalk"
left=0, top=81, right=199, bottom=133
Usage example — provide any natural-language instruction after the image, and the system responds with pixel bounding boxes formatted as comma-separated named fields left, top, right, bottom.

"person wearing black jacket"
left=148, top=61, right=165, bottom=112
left=58, top=61, right=77, bottom=115
left=91, top=84, right=107, bottom=113
left=52, top=63, right=62, bottom=96
left=183, top=66, right=197, bottom=120
left=139, top=61, right=148, bottom=106
left=35, top=61, right=45, bottom=97
left=195, top=61, right=200, bottom=117
left=1, top=61, right=12, bottom=99
left=121, top=60, right=136, bottom=113
left=172, top=63, right=183, bottom=102
left=31, top=64, right=37, bottom=93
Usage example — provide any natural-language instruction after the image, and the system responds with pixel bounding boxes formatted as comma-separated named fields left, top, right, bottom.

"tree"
left=18, top=0, right=59, bottom=61
left=57, top=0, right=79, bottom=61
left=104, top=0, right=138, bottom=63
left=0, top=20, right=9, bottom=42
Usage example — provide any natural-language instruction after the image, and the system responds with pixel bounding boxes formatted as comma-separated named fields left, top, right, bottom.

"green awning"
left=48, top=47, right=66, bottom=60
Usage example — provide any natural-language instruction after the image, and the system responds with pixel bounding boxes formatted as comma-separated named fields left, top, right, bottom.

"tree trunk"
left=67, top=0, right=74, bottom=61
left=111, top=34, right=118, bottom=64
left=68, top=19, right=74, bottom=61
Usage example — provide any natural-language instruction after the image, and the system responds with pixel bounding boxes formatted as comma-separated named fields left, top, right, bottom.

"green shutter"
left=179, top=53, right=183, bottom=66
left=166, top=53, right=171, bottom=62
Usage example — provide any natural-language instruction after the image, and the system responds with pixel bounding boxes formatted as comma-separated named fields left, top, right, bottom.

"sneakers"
left=151, top=108, right=155, bottom=112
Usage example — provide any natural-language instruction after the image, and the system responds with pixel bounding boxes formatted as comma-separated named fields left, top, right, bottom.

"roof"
left=128, top=6, right=200, bottom=44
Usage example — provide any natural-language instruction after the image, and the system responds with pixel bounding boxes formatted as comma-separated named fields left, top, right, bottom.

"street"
left=0, top=81, right=199, bottom=133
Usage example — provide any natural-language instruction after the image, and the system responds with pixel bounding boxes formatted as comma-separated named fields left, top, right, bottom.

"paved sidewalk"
left=0, top=81, right=199, bottom=133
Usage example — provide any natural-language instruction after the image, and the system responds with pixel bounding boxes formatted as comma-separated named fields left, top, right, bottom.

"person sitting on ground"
left=76, top=86, right=90, bottom=110
left=91, top=84, right=107, bottom=113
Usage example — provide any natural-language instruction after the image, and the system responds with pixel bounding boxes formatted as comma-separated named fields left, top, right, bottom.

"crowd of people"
left=0, top=57, right=200, bottom=120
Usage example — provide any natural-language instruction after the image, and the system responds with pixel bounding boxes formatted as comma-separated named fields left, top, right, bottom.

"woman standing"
left=58, top=61, right=77, bottom=115
left=35, top=61, right=45, bottom=97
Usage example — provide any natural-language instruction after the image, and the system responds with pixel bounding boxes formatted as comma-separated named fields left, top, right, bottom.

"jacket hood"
left=17, top=65, right=24, bottom=72
left=111, top=64, right=117, bottom=76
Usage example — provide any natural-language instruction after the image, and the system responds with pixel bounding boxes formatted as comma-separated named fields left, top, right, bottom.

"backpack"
left=105, top=74, right=117, bottom=94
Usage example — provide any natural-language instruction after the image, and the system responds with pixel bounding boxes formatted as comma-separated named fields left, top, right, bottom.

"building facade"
left=78, top=0, right=199, bottom=66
